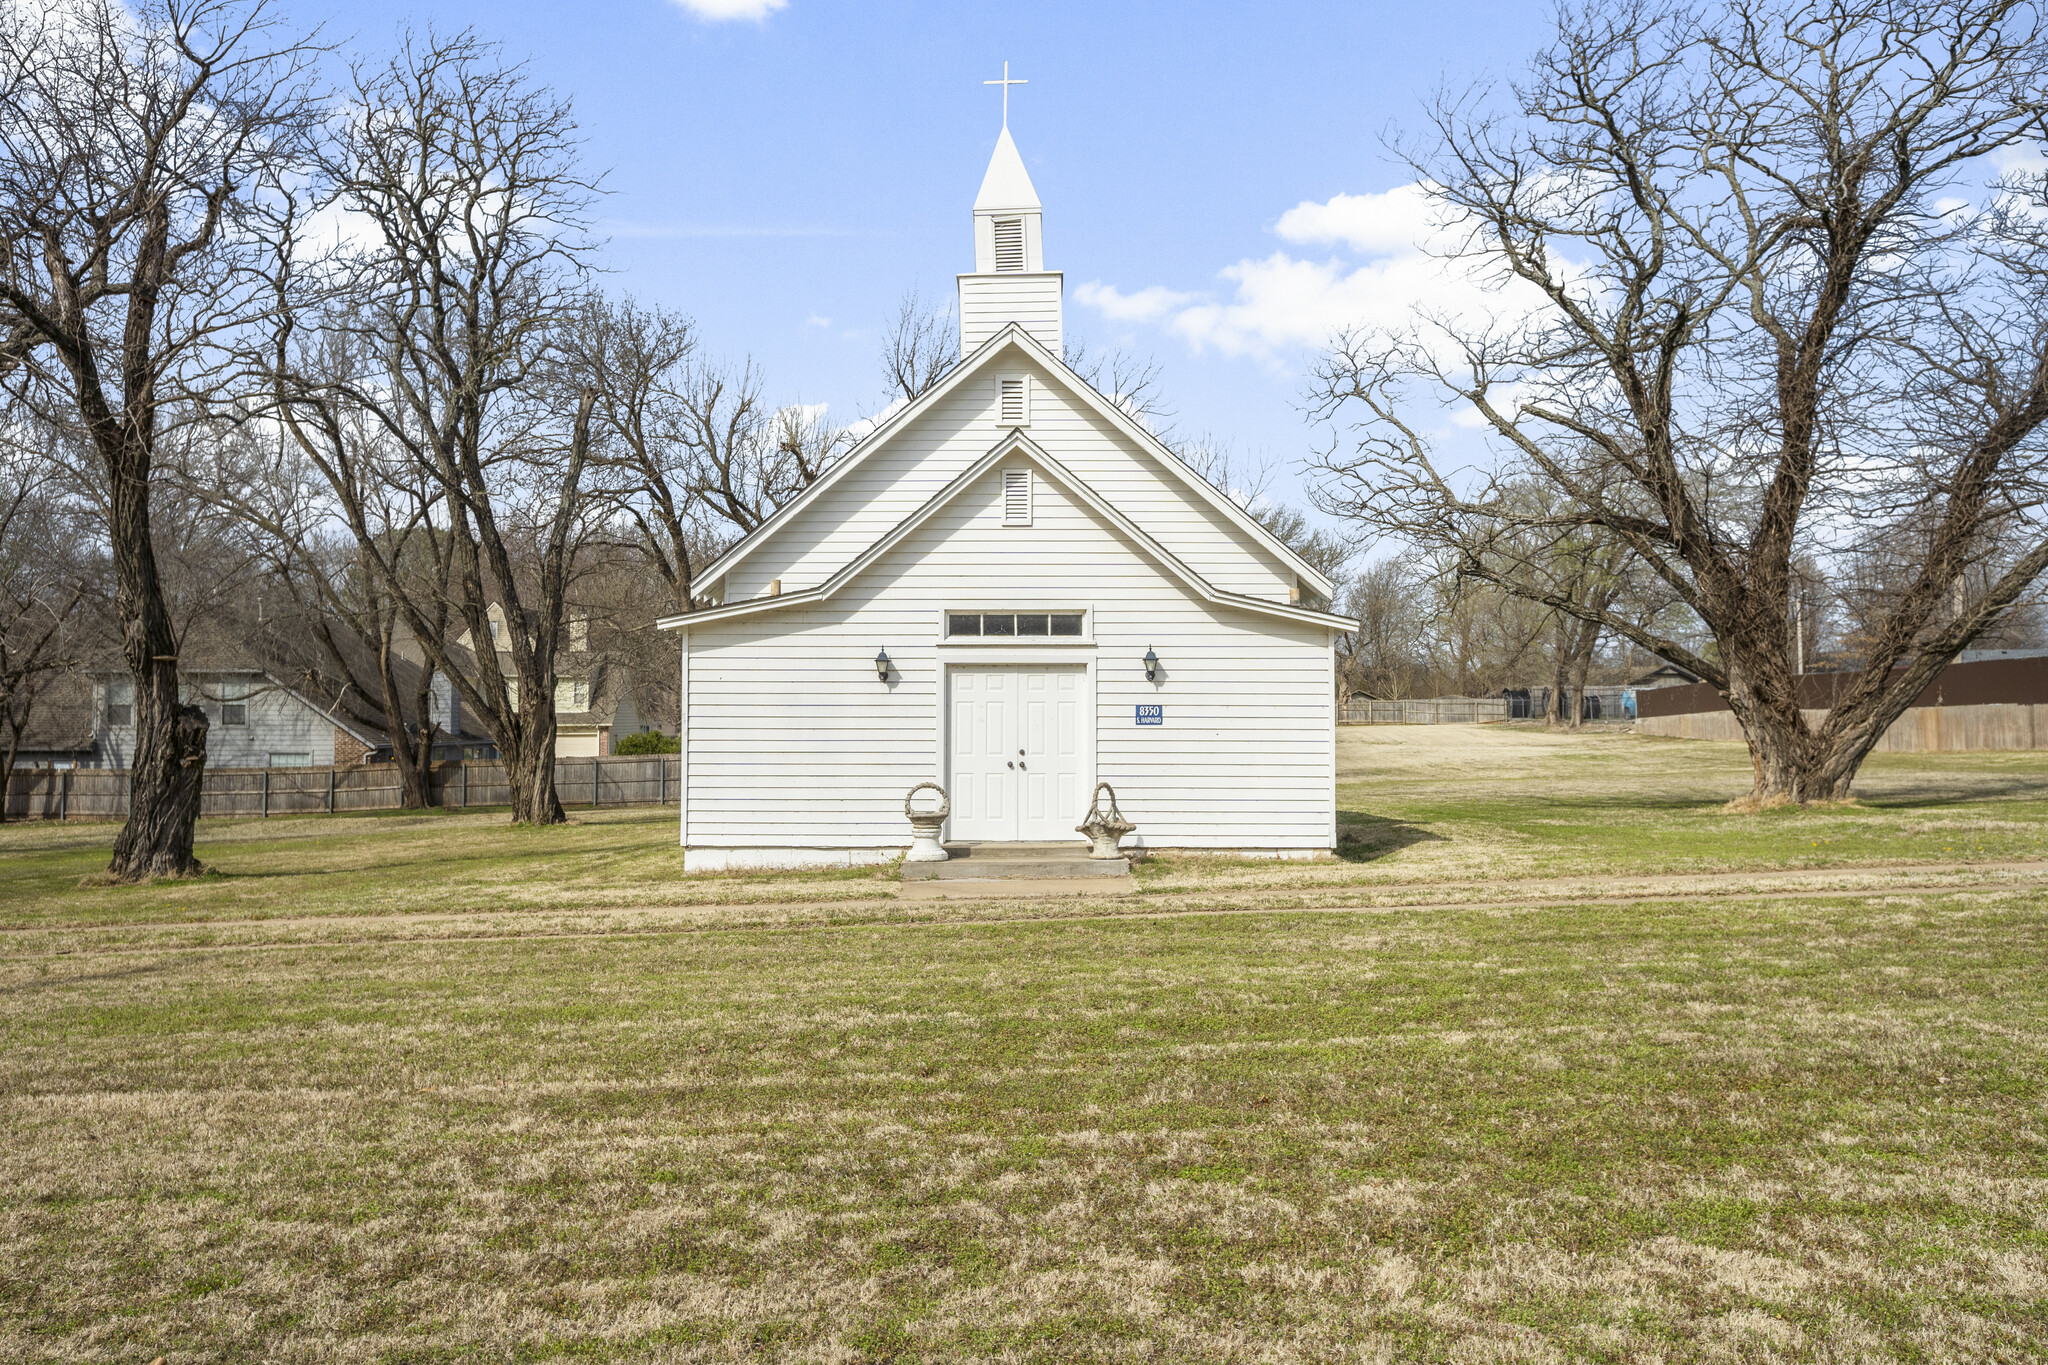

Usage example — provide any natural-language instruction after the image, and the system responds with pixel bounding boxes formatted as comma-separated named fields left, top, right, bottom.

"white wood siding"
left=724, top=353, right=1297, bottom=603
left=685, top=465, right=1333, bottom=853
left=959, top=273, right=1062, bottom=351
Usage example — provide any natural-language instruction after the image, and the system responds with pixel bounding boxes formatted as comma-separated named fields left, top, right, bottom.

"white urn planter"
left=903, top=782, right=951, bottom=862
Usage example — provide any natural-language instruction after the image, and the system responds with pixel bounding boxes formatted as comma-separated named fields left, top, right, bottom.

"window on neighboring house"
left=105, top=679, right=133, bottom=727
left=268, top=753, right=310, bottom=768
left=554, top=679, right=589, bottom=711
left=946, top=611, right=1084, bottom=638
left=220, top=680, right=248, bottom=727
left=993, top=217, right=1025, bottom=270
left=488, top=619, right=501, bottom=644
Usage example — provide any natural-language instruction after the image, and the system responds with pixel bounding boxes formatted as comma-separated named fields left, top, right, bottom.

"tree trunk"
left=503, top=719, right=565, bottom=825
left=375, top=634, right=432, bottom=811
left=103, top=431, right=209, bottom=880
left=1721, top=646, right=1833, bottom=804
left=408, top=638, right=440, bottom=804
left=110, top=700, right=209, bottom=877
left=0, top=718, right=20, bottom=825
left=1547, top=620, right=1572, bottom=728
left=1564, top=614, right=1603, bottom=731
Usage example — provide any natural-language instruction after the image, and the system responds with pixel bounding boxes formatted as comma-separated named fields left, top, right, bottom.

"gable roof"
left=694, top=323, right=1339, bottom=603
left=658, top=430, right=1351, bottom=633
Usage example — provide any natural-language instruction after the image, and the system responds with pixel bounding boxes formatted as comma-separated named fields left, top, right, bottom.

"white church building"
left=659, top=121, right=1349, bottom=870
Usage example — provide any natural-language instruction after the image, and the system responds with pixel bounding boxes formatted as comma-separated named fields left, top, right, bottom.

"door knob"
left=1007, top=761, right=1014, bottom=769
left=1017, top=749, right=1025, bottom=756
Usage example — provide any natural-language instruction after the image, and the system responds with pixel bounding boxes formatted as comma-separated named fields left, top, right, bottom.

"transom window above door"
left=947, top=611, right=1084, bottom=638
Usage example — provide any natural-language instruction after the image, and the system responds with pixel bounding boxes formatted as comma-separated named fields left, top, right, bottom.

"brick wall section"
left=333, top=728, right=372, bottom=766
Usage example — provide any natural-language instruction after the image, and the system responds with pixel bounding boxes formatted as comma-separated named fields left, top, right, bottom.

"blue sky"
left=329, top=0, right=1557, bottom=512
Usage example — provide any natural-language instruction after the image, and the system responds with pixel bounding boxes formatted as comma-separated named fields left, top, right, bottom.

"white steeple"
left=975, top=127, right=1040, bottom=212
left=958, top=66, right=1062, bottom=354
left=970, top=128, right=1045, bottom=273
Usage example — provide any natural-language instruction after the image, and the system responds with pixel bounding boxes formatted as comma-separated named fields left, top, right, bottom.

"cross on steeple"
left=984, top=61, right=1027, bottom=129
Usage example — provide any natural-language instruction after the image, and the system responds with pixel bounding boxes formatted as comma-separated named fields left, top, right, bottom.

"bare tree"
left=1338, top=556, right=1426, bottom=700
left=0, top=435, right=90, bottom=813
left=183, top=412, right=454, bottom=809
left=0, top=0, right=321, bottom=876
left=252, top=31, right=599, bottom=825
left=880, top=288, right=958, bottom=404
left=569, top=295, right=705, bottom=612
left=1309, top=0, right=2048, bottom=802
left=671, top=360, right=845, bottom=542
left=1065, top=338, right=1174, bottom=432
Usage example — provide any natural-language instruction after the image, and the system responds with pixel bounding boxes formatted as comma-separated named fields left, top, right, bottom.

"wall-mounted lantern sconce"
left=875, top=648, right=892, bottom=682
left=1143, top=646, right=1159, bottom=683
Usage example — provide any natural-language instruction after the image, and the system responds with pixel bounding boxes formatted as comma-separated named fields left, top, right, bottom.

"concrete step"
left=900, top=842, right=1131, bottom=881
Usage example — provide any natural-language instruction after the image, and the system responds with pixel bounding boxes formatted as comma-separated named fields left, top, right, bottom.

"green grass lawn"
left=2, top=728, right=2045, bottom=1361
left=5, top=726, right=2046, bottom=934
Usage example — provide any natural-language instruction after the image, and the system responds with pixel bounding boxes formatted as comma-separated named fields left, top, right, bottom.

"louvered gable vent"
left=1002, top=469, right=1032, bottom=525
left=992, top=217, right=1025, bottom=271
left=998, top=375, right=1028, bottom=425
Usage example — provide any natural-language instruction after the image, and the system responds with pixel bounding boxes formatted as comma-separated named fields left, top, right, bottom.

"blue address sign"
left=1136, top=704, right=1163, bottom=725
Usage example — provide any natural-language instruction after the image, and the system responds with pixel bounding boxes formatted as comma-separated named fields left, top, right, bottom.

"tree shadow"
left=1333, top=814, right=1446, bottom=863
left=0, top=960, right=167, bottom=996
left=1849, top=776, right=2048, bottom=808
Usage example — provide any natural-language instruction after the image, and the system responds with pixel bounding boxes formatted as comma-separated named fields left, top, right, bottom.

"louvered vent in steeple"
left=992, top=218, right=1025, bottom=271
left=998, top=375, right=1028, bottom=425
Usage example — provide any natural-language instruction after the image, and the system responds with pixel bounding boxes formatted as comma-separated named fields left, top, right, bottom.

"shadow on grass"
left=1847, top=779, right=2048, bottom=808
left=0, top=960, right=167, bottom=996
left=1333, top=814, right=1447, bottom=863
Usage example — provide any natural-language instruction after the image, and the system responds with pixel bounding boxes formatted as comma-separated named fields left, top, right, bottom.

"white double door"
left=949, top=665, right=1085, bottom=842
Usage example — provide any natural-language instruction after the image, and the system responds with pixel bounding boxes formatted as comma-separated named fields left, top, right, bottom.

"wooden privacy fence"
left=1340, top=697, right=1510, bottom=725
left=4, top=754, right=684, bottom=821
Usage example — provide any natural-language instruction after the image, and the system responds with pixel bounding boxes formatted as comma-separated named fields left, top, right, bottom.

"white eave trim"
left=657, top=431, right=1353, bottom=634
left=690, top=323, right=1338, bottom=602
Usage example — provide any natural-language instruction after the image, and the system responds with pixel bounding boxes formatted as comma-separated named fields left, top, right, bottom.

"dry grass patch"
left=2, top=729, right=2045, bottom=1360
left=4, top=889, right=2047, bottom=1361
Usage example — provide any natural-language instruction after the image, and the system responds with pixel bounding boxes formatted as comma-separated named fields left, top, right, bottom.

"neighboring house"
left=1630, top=663, right=1702, bottom=689
left=553, top=663, right=640, bottom=758
left=452, top=603, right=639, bottom=756
left=6, top=673, right=98, bottom=769
left=93, top=665, right=385, bottom=769
left=55, top=625, right=493, bottom=770
left=656, top=125, right=1351, bottom=870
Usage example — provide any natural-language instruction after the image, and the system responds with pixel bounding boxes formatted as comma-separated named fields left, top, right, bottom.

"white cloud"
left=804, top=313, right=832, bottom=328
left=1071, top=280, right=1196, bottom=323
left=841, top=396, right=905, bottom=446
left=670, top=0, right=787, bottom=19
left=1076, top=179, right=1547, bottom=363
left=1991, top=140, right=2047, bottom=177
left=1273, top=182, right=1445, bottom=255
